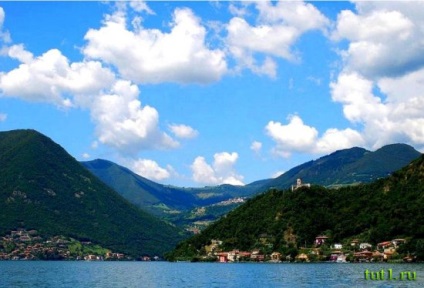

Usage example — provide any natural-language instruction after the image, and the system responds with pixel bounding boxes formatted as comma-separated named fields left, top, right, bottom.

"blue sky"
left=1, top=1, right=424, bottom=187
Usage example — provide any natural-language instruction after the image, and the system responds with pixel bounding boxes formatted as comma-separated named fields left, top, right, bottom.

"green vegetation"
left=167, top=155, right=424, bottom=261
left=83, top=144, right=420, bottom=231
left=0, top=129, right=184, bottom=257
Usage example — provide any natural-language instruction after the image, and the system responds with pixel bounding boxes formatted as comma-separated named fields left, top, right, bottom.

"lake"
left=1, top=262, right=423, bottom=287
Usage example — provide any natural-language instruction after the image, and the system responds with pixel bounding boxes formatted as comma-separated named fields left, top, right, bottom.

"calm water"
left=1, top=262, right=423, bottom=288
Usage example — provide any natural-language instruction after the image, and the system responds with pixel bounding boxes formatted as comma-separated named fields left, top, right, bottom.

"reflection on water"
left=1, top=261, right=423, bottom=288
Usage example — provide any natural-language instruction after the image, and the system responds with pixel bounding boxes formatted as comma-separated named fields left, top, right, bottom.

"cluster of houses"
left=202, top=236, right=410, bottom=263
left=297, top=236, right=409, bottom=263
left=349, top=238, right=409, bottom=262
left=0, top=229, right=130, bottom=261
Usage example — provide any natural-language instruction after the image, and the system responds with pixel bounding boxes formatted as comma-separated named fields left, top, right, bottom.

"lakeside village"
left=0, top=229, right=157, bottom=261
left=190, top=179, right=417, bottom=264
left=199, top=236, right=412, bottom=263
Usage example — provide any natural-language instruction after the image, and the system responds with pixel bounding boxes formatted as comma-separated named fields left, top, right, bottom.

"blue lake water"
left=1, top=262, right=424, bottom=288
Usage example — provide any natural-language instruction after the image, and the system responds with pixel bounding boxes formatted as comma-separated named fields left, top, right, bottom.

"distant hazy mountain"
left=0, top=129, right=183, bottom=257
left=264, top=143, right=421, bottom=190
left=82, top=159, right=266, bottom=227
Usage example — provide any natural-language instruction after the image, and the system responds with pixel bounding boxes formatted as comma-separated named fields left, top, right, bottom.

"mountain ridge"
left=82, top=143, right=421, bottom=230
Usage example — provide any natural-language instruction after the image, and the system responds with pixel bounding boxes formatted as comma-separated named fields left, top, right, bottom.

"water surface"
left=1, top=262, right=423, bottom=287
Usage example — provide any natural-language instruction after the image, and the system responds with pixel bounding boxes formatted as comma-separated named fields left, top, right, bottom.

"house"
left=227, top=250, right=239, bottom=262
left=350, top=239, right=359, bottom=247
left=315, top=236, right=329, bottom=246
left=377, top=241, right=392, bottom=250
left=270, top=252, right=282, bottom=261
left=359, top=243, right=372, bottom=250
left=216, top=252, right=228, bottom=263
left=84, top=255, right=98, bottom=261
left=353, top=251, right=373, bottom=262
left=392, top=239, right=406, bottom=248
left=329, top=251, right=343, bottom=262
left=250, top=250, right=265, bottom=262
left=238, top=251, right=251, bottom=261
left=296, top=253, right=309, bottom=262
left=333, top=243, right=343, bottom=249
left=384, top=247, right=396, bottom=256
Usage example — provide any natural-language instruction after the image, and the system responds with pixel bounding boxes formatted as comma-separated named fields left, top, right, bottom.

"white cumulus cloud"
left=0, top=113, right=6, bottom=122
left=265, top=114, right=364, bottom=157
left=333, top=1, right=424, bottom=78
left=0, top=45, right=180, bottom=154
left=329, top=2, right=424, bottom=151
left=83, top=8, right=227, bottom=84
left=191, top=152, right=244, bottom=186
left=168, top=124, right=198, bottom=139
left=132, top=158, right=171, bottom=181
left=226, top=1, right=329, bottom=77
left=266, top=115, right=318, bottom=157
left=91, top=80, right=179, bottom=154
left=0, top=47, right=115, bottom=108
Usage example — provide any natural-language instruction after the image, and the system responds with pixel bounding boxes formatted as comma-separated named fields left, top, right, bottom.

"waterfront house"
left=296, top=253, right=309, bottom=262
left=270, top=252, right=282, bottom=261
left=216, top=252, right=228, bottom=263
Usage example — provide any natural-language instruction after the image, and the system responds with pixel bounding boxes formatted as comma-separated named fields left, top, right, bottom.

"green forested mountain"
left=0, top=129, right=184, bottom=257
left=82, top=144, right=421, bottom=230
left=168, top=154, right=424, bottom=260
left=264, top=143, right=421, bottom=190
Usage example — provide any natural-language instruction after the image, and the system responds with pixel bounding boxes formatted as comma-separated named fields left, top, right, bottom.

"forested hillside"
left=168, top=155, right=424, bottom=261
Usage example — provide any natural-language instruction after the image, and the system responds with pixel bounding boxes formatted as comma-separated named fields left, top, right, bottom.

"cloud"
left=329, top=2, right=424, bottom=151
left=0, top=112, right=6, bottom=122
left=250, top=141, right=262, bottom=153
left=272, top=170, right=285, bottom=179
left=330, top=70, right=424, bottom=149
left=265, top=115, right=318, bottom=157
left=91, top=80, right=179, bottom=154
left=132, top=158, right=171, bottom=181
left=226, top=1, right=329, bottom=77
left=0, top=45, right=179, bottom=154
left=129, top=1, right=155, bottom=14
left=82, top=153, right=90, bottom=159
left=315, top=128, right=364, bottom=154
left=0, top=47, right=115, bottom=108
left=265, top=114, right=364, bottom=157
left=191, top=152, right=244, bottom=186
left=333, top=1, right=424, bottom=78
left=0, top=7, right=11, bottom=43
left=83, top=7, right=227, bottom=84
left=168, top=124, right=198, bottom=139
